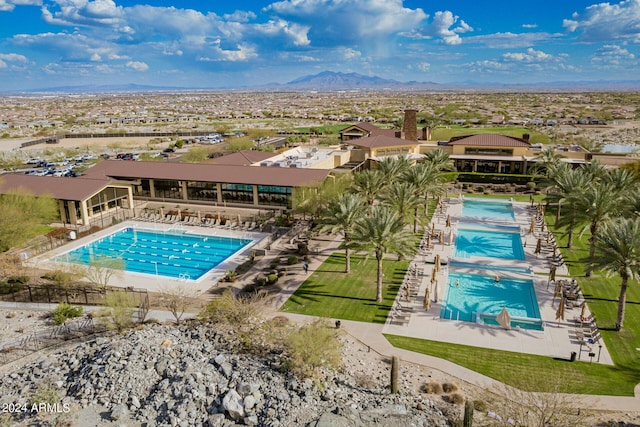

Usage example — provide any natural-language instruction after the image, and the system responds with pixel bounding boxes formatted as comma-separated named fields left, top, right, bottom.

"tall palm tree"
left=576, top=182, right=623, bottom=276
left=580, top=159, right=608, bottom=182
left=381, top=182, right=420, bottom=226
left=529, top=147, right=563, bottom=176
left=404, top=162, right=438, bottom=233
left=592, top=218, right=640, bottom=330
left=425, top=148, right=454, bottom=171
left=352, top=206, right=415, bottom=302
left=546, top=167, right=592, bottom=248
left=352, top=169, right=385, bottom=206
left=603, top=167, right=636, bottom=193
left=376, top=155, right=412, bottom=184
left=317, top=193, right=367, bottom=273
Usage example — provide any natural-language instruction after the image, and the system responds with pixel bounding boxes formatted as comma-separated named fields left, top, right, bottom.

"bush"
left=199, top=290, right=256, bottom=324
left=269, top=261, right=279, bottom=269
left=8, top=275, right=29, bottom=284
left=287, top=256, right=298, bottom=265
left=473, top=400, right=488, bottom=412
left=52, top=302, right=83, bottom=325
left=447, top=393, right=465, bottom=405
left=422, top=382, right=444, bottom=394
left=0, top=281, right=22, bottom=294
left=267, top=274, right=279, bottom=284
left=103, top=291, right=137, bottom=332
left=284, top=320, right=342, bottom=378
left=442, top=382, right=459, bottom=393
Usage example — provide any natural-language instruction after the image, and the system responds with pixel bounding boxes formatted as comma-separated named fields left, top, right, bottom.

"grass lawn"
left=280, top=253, right=408, bottom=324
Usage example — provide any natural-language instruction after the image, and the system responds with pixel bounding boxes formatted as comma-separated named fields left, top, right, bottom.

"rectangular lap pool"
left=440, top=272, right=543, bottom=330
left=455, top=226, right=525, bottom=260
left=56, top=227, right=253, bottom=280
left=462, top=199, right=515, bottom=222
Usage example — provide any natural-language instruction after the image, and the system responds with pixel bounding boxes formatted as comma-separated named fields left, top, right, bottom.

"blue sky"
left=0, top=0, right=638, bottom=90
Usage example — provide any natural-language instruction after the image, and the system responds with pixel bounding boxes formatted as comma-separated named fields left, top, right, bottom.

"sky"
left=0, top=0, right=639, bottom=90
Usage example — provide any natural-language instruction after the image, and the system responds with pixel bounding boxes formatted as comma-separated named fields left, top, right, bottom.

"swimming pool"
left=462, top=199, right=515, bottom=222
left=440, top=272, right=542, bottom=330
left=455, top=227, right=525, bottom=260
left=56, top=227, right=252, bottom=280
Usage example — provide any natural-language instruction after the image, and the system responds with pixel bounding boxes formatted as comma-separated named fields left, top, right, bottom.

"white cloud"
left=417, top=62, right=430, bottom=72
left=402, top=10, right=473, bottom=45
left=0, top=53, right=28, bottom=62
left=0, top=0, right=40, bottom=12
left=502, top=48, right=554, bottom=63
left=591, top=44, right=636, bottom=65
left=465, top=31, right=561, bottom=49
left=522, top=23, right=537, bottom=29
left=42, top=0, right=124, bottom=26
left=563, top=0, right=640, bottom=42
left=341, top=48, right=361, bottom=60
left=126, top=60, right=148, bottom=71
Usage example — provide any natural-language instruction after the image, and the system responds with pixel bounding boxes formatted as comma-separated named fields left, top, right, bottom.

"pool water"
left=57, top=227, right=252, bottom=280
left=462, top=199, right=515, bottom=222
left=455, top=227, right=525, bottom=260
left=440, top=272, right=542, bottom=330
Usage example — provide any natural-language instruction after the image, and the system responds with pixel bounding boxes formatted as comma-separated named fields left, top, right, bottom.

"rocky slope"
left=0, top=322, right=455, bottom=426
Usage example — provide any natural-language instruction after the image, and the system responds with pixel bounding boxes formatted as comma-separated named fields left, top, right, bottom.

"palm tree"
left=529, top=147, right=563, bottom=176
left=317, top=193, right=367, bottom=273
left=404, top=162, right=437, bottom=233
left=352, top=206, right=415, bottom=302
left=546, top=167, right=592, bottom=248
left=580, top=159, right=608, bottom=182
left=352, top=169, right=385, bottom=206
left=425, top=148, right=454, bottom=171
left=381, top=182, right=420, bottom=226
left=576, top=182, right=623, bottom=276
left=376, top=155, right=412, bottom=184
left=592, top=218, right=640, bottom=330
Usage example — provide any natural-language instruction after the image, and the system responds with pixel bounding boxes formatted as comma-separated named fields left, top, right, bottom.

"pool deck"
left=26, top=220, right=270, bottom=295
left=382, top=197, right=615, bottom=365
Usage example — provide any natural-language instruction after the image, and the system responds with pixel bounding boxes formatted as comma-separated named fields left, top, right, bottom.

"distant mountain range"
left=5, top=71, right=640, bottom=93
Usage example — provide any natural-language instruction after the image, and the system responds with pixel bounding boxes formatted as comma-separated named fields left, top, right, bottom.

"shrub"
left=224, top=269, right=238, bottom=282
left=447, top=393, right=465, bottom=405
left=8, top=275, right=29, bottom=284
left=284, top=320, right=342, bottom=378
left=287, top=256, right=298, bottom=265
left=269, top=261, right=279, bottom=269
left=422, top=382, right=444, bottom=394
left=103, top=290, right=137, bottom=332
left=199, top=290, right=256, bottom=325
left=267, top=274, right=279, bottom=284
left=51, top=302, right=83, bottom=325
left=473, top=400, right=488, bottom=412
left=0, top=281, right=22, bottom=294
left=442, top=382, right=459, bottom=393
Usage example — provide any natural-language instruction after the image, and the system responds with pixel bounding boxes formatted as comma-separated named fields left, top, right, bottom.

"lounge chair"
left=248, top=221, right=256, bottom=230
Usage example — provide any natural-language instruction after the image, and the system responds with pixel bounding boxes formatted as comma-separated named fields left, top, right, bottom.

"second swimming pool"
left=56, top=227, right=253, bottom=280
left=454, top=226, right=525, bottom=260
left=440, top=272, right=542, bottom=330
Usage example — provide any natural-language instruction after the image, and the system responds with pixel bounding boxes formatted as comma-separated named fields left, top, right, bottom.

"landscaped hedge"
left=455, top=173, right=545, bottom=185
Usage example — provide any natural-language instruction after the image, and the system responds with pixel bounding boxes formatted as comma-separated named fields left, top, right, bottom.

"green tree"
left=0, top=189, right=58, bottom=251
left=592, top=218, right=640, bottom=330
left=381, top=182, right=419, bottom=226
left=546, top=166, right=592, bottom=247
left=84, top=256, right=125, bottom=290
left=317, top=193, right=367, bottom=273
left=352, top=169, right=385, bottom=206
left=353, top=206, right=415, bottom=302
left=376, top=155, right=412, bottom=184
left=576, top=182, right=623, bottom=276
left=529, top=147, right=563, bottom=176
left=181, top=147, right=210, bottom=163
left=424, top=148, right=454, bottom=171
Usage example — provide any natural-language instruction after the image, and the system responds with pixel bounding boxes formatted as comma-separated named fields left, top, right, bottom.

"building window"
left=257, top=185, right=292, bottom=207
left=154, top=179, right=182, bottom=200
left=221, top=183, right=253, bottom=205
left=186, top=181, right=217, bottom=202
left=134, top=179, right=151, bottom=197
left=464, top=148, right=514, bottom=156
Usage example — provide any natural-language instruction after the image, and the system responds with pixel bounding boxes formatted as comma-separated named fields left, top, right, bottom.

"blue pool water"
left=440, top=272, right=542, bottom=330
left=462, top=199, right=515, bottom=222
left=455, top=227, right=525, bottom=260
left=57, top=227, right=252, bottom=280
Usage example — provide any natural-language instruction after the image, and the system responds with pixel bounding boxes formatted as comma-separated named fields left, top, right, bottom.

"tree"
left=158, top=284, right=198, bottom=324
left=352, top=170, right=385, bottom=206
left=84, top=256, right=125, bottom=290
left=317, top=193, right=367, bottom=273
left=546, top=167, right=592, bottom=247
left=353, top=206, right=415, bottom=302
left=592, top=218, right=640, bottom=330
left=381, top=182, right=419, bottom=226
left=376, top=155, right=412, bottom=184
left=0, top=189, right=58, bottom=251
left=404, top=162, right=437, bottom=233
left=103, top=290, right=138, bottom=332
left=529, top=147, right=563, bottom=176
left=575, top=182, right=623, bottom=276
left=424, top=148, right=454, bottom=172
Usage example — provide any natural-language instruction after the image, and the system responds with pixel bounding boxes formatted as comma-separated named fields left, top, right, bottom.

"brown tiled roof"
left=85, top=160, right=329, bottom=187
left=210, top=150, right=274, bottom=166
left=347, top=135, right=418, bottom=149
left=448, top=134, right=531, bottom=147
left=340, top=122, right=398, bottom=137
left=0, top=174, right=111, bottom=201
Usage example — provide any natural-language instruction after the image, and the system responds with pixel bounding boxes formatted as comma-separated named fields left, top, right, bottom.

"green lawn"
left=280, top=253, right=409, bottom=324
left=384, top=334, right=636, bottom=396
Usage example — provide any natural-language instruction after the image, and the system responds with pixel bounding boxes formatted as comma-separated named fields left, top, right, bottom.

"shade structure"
left=435, top=254, right=441, bottom=272
left=446, top=215, right=451, bottom=228
left=556, top=295, right=566, bottom=323
left=496, top=307, right=511, bottom=330
left=534, top=239, right=542, bottom=255
left=423, top=288, right=431, bottom=311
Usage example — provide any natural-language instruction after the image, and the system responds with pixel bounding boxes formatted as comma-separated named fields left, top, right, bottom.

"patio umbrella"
left=556, top=294, right=566, bottom=325
left=426, top=233, right=431, bottom=249
left=496, top=307, right=511, bottom=330
left=530, top=194, right=534, bottom=207
left=534, top=239, right=542, bottom=255
left=431, top=267, right=437, bottom=282
left=553, top=281, right=563, bottom=303
left=449, top=230, right=454, bottom=245
left=446, top=214, right=451, bottom=228
left=423, top=288, right=431, bottom=310
left=433, top=278, right=439, bottom=302
left=431, top=222, right=435, bottom=234
left=549, top=266, right=556, bottom=282
left=529, top=218, right=535, bottom=234
left=217, top=212, right=221, bottom=222
left=405, top=282, right=411, bottom=302
left=580, top=301, right=587, bottom=322
left=159, top=207, right=164, bottom=219
left=197, top=210, right=201, bottom=222
left=435, top=254, right=441, bottom=272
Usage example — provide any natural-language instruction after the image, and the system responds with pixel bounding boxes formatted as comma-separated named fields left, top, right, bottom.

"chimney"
left=394, top=130, right=402, bottom=138
left=522, top=133, right=530, bottom=141
left=403, top=109, right=417, bottom=141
